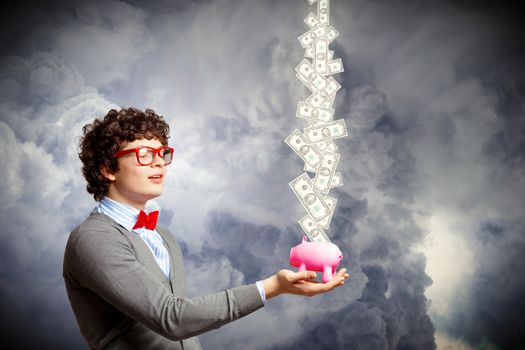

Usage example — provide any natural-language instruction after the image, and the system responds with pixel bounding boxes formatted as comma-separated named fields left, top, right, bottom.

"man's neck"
left=105, top=193, right=146, bottom=211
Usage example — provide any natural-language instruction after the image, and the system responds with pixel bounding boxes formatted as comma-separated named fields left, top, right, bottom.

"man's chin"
left=147, top=189, right=163, bottom=198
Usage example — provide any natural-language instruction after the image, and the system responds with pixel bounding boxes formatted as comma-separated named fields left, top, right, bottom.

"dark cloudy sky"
left=0, top=0, right=524, bottom=349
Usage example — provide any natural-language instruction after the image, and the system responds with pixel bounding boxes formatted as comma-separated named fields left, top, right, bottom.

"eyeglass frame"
left=113, top=146, right=175, bottom=166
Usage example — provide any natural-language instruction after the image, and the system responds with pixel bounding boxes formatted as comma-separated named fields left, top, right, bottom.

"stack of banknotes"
left=285, top=0, right=347, bottom=243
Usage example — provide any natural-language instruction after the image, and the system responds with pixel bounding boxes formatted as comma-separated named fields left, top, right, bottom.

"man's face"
left=104, top=137, right=169, bottom=209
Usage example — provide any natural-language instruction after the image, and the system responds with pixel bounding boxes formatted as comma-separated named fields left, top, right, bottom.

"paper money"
left=296, top=72, right=315, bottom=92
left=296, top=59, right=328, bottom=90
left=299, top=215, right=331, bottom=242
left=295, top=59, right=313, bottom=78
left=324, top=195, right=337, bottom=211
left=305, top=45, right=314, bottom=59
left=305, top=91, right=330, bottom=108
left=304, top=162, right=317, bottom=173
left=297, top=25, right=328, bottom=48
left=320, top=77, right=341, bottom=98
left=326, top=26, right=339, bottom=42
left=315, top=139, right=339, bottom=152
left=289, top=173, right=332, bottom=221
left=304, top=13, right=318, bottom=28
left=318, top=194, right=337, bottom=229
left=329, top=171, right=343, bottom=188
left=312, top=119, right=328, bottom=126
left=311, top=74, right=328, bottom=91
left=314, top=37, right=329, bottom=74
left=308, top=139, right=339, bottom=153
left=318, top=0, right=330, bottom=25
left=296, top=101, right=334, bottom=122
left=304, top=119, right=348, bottom=143
left=321, top=94, right=336, bottom=108
left=285, top=129, right=323, bottom=168
left=290, top=0, right=347, bottom=240
left=327, top=58, right=344, bottom=75
left=313, top=151, right=340, bottom=194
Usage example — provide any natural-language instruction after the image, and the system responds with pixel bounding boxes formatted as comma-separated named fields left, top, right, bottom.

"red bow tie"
left=133, top=210, right=159, bottom=230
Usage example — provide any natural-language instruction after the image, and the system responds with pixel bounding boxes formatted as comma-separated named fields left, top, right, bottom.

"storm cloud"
left=0, top=0, right=524, bottom=349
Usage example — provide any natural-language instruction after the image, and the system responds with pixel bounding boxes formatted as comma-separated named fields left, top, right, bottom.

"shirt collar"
left=96, top=196, right=142, bottom=232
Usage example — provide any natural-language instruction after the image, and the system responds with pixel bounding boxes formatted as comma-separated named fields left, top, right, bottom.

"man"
left=63, top=107, right=349, bottom=350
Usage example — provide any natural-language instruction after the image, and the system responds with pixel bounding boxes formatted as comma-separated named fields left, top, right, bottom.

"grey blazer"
left=63, top=211, right=265, bottom=350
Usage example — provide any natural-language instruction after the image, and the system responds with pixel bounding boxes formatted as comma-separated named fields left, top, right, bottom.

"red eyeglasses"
left=113, top=146, right=175, bottom=166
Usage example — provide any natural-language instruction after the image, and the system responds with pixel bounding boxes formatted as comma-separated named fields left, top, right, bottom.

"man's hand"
left=262, top=268, right=349, bottom=300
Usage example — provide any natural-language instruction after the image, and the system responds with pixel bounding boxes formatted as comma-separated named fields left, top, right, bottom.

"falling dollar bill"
left=327, top=58, right=344, bottom=75
left=304, top=119, right=348, bottom=143
left=303, top=166, right=343, bottom=188
left=296, top=72, right=316, bottom=92
left=305, top=45, right=314, bottom=59
left=311, top=74, right=329, bottom=91
left=329, top=171, right=343, bottom=188
left=315, top=139, right=339, bottom=152
left=297, top=25, right=328, bottom=48
left=304, top=13, right=318, bottom=28
left=289, top=172, right=332, bottom=221
left=314, top=37, right=329, bottom=74
left=295, top=59, right=328, bottom=90
left=318, top=0, right=330, bottom=25
left=285, top=129, right=323, bottom=168
left=321, top=94, right=336, bottom=109
left=326, top=26, right=339, bottom=42
left=295, top=58, right=313, bottom=78
left=299, top=215, right=331, bottom=242
left=304, top=162, right=317, bottom=173
left=306, top=91, right=331, bottom=108
left=313, top=150, right=340, bottom=194
left=296, top=101, right=334, bottom=122
left=318, top=194, right=337, bottom=229
left=320, top=77, right=341, bottom=98
left=301, top=139, right=339, bottom=153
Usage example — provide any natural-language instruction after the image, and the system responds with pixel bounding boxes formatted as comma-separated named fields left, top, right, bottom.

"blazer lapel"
left=156, top=227, right=187, bottom=296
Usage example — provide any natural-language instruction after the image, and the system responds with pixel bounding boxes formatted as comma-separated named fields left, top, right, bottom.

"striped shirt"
left=95, top=196, right=171, bottom=280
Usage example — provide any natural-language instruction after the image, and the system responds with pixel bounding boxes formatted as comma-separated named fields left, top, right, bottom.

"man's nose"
left=151, top=153, right=165, bottom=167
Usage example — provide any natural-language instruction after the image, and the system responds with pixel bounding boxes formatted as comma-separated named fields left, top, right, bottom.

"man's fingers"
left=291, top=271, right=317, bottom=282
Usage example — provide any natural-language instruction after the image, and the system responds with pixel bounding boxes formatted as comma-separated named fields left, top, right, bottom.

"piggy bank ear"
left=302, top=236, right=308, bottom=243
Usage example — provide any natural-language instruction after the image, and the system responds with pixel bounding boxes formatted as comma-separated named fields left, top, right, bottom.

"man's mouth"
left=148, top=175, right=163, bottom=179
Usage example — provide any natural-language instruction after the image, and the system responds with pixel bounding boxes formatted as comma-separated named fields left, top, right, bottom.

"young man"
left=63, top=107, right=349, bottom=350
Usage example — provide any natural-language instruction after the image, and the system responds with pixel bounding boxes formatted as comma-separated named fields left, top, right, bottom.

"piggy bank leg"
left=322, top=265, right=333, bottom=283
left=298, top=263, right=306, bottom=272
left=332, top=267, right=337, bottom=279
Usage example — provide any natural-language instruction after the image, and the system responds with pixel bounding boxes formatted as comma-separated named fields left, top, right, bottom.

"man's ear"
left=100, top=166, right=116, bottom=182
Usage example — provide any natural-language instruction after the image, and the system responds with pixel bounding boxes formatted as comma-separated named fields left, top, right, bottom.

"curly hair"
left=78, top=107, right=170, bottom=201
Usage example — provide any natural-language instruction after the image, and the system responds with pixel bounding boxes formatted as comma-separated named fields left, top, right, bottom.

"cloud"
left=331, top=1, right=525, bottom=348
left=56, top=0, right=156, bottom=87
left=1, top=0, right=524, bottom=349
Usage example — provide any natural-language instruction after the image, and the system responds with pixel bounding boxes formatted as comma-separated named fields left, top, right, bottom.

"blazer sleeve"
left=63, top=221, right=265, bottom=342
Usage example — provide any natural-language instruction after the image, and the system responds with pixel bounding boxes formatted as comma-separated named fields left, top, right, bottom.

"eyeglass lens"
left=137, top=147, right=173, bottom=165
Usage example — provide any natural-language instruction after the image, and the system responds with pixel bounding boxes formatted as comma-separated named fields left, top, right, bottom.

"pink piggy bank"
left=289, top=236, right=344, bottom=283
